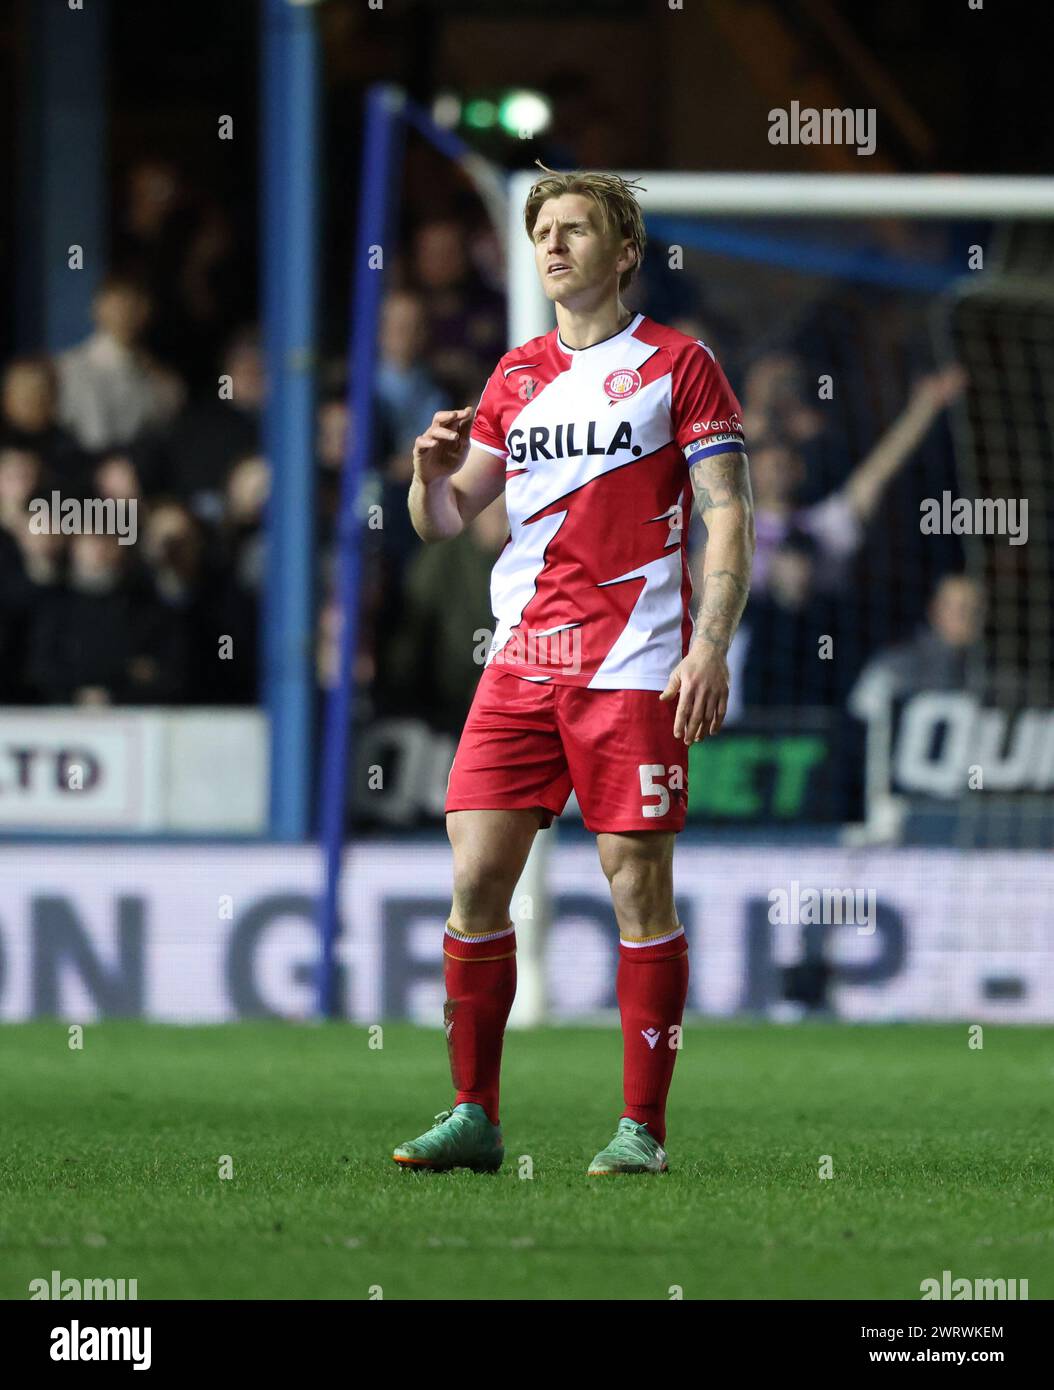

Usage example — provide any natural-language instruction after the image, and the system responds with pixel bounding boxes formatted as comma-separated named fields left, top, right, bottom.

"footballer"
left=395, top=166, right=754, bottom=1176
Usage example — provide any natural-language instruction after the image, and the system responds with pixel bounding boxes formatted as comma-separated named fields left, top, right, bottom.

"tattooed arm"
left=660, top=450, right=755, bottom=744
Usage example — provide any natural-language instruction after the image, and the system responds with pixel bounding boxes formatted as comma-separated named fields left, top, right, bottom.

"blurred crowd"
left=0, top=159, right=508, bottom=713
left=0, top=156, right=976, bottom=735
left=0, top=276, right=263, bottom=706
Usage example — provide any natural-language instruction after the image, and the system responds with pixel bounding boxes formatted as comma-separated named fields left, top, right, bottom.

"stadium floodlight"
left=431, top=93, right=461, bottom=129
left=498, top=90, right=552, bottom=140
left=463, top=98, right=498, bottom=130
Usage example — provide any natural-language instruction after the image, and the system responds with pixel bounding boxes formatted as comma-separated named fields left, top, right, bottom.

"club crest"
left=604, top=367, right=642, bottom=402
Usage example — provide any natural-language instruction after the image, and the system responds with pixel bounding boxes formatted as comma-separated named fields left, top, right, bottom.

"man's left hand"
left=659, top=647, right=730, bottom=745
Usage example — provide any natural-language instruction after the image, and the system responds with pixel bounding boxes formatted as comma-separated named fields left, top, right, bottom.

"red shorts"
left=445, top=666, right=688, bottom=833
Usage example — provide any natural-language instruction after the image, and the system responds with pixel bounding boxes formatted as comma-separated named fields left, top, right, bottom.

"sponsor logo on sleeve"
left=690, top=412, right=743, bottom=436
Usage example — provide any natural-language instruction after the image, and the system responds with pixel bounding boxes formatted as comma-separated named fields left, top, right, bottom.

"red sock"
left=617, top=927, right=689, bottom=1145
left=443, top=922, right=517, bottom=1126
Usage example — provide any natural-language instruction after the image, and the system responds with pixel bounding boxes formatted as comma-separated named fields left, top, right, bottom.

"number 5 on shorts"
left=639, top=763, right=672, bottom=818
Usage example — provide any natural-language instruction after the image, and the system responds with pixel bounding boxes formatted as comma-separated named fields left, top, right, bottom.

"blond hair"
left=524, top=163, right=646, bottom=294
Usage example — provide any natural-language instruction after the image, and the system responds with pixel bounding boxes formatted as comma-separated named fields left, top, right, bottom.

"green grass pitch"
left=1, top=1020, right=1051, bottom=1300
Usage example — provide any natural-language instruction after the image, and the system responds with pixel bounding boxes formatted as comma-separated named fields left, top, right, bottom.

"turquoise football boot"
left=392, top=1103, right=504, bottom=1173
left=588, top=1117, right=669, bottom=1175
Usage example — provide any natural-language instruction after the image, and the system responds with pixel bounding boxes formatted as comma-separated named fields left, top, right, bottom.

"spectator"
left=174, top=204, right=247, bottom=384
left=93, top=449, right=146, bottom=507
left=1, top=357, right=89, bottom=487
left=738, top=531, right=842, bottom=710
left=411, top=218, right=504, bottom=400
left=142, top=499, right=205, bottom=607
left=0, top=526, right=34, bottom=702
left=375, top=291, right=447, bottom=457
left=113, top=159, right=190, bottom=295
left=742, top=352, right=826, bottom=448
left=370, top=295, right=448, bottom=593
left=849, top=573, right=984, bottom=717
left=317, top=392, right=350, bottom=473
left=161, top=325, right=263, bottom=521
left=315, top=388, right=351, bottom=558
left=141, top=499, right=239, bottom=704
left=201, top=454, right=269, bottom=703
left=54, top=274, right=185, bottom=452
left=222, top=453, right=269, bottom=591
left=668, top=314, right=734, bottom=374
left=740, top=350, right=853, bottom=501
left=0, top=446, right=46, bottom=535
left=113, top=161, right=252, bottom=386
left=378, top=498, right=509, bottom=732
left=13, top=526, right=66, bottom=590
left=26, top=531, right=189, bottom=705
left=0, top=527, right=67, bottom=703
left=746, top=364, right=968, bottom=596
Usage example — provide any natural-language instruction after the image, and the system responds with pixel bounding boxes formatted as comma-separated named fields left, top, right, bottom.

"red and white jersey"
left=469, top=312, right=745, bottom=690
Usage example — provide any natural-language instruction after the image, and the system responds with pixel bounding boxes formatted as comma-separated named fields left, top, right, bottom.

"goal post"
left=316, top=84, right=510, bottom=1018
left=502, top=169, right=1054, bottom=1018
left=508, top=171, right=1054, bottom=345
left=322, top=131, right=1054, bottom=1021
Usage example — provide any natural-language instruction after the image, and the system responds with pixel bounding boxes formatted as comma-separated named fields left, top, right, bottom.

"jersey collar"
left=556, top=311, right=644, bottom=357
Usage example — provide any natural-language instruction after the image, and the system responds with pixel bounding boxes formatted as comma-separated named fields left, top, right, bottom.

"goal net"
left=323, top=126, right=1054, bottom=1021
left=505, top=172, right=1054, bottom=845
left=501, top=172, right=1054, bottom=1020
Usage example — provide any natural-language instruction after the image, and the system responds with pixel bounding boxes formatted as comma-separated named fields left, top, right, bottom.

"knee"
left=602, top=852, right=663, bottom=918
left=598, top=834, right=677, bottom=932
left=450, top=851, right=516, bottom=927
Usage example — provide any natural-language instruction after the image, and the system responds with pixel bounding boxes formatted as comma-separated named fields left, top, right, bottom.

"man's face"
left=2, top=364, right=55, bottom=432
left=70, top=533, right=122, bottom=590
left=930, top=577, right=983, bottom=647
left=94, top=286, right=150, bottom=345
left=146, top=504, right=199, bottom=573
left=224, top=344, right=266, bottom=411
left=0, top=447, right=41, bottom=505
left=749, top=442, right=802, bottom=507
left=531, top=194, right=632, bottom=306
left=380, top=293, right=426, bottom=365
left=743, top=354, right=803, bottom=412
left=317, top=400, right=349, bottom=469
left=95, top=454, right=139, bottom=500
left=769, top=546, right=814, bottom=612
left=414, top=222, right=466, bottom=291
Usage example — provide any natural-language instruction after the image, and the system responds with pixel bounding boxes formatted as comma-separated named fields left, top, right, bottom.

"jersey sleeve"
left=670, top=342, right=746, bottom=466
left=469, top=362, right=509, bottom=459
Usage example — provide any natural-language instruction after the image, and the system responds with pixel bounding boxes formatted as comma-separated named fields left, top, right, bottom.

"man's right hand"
left=412, top=406, right=475, bottom=484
